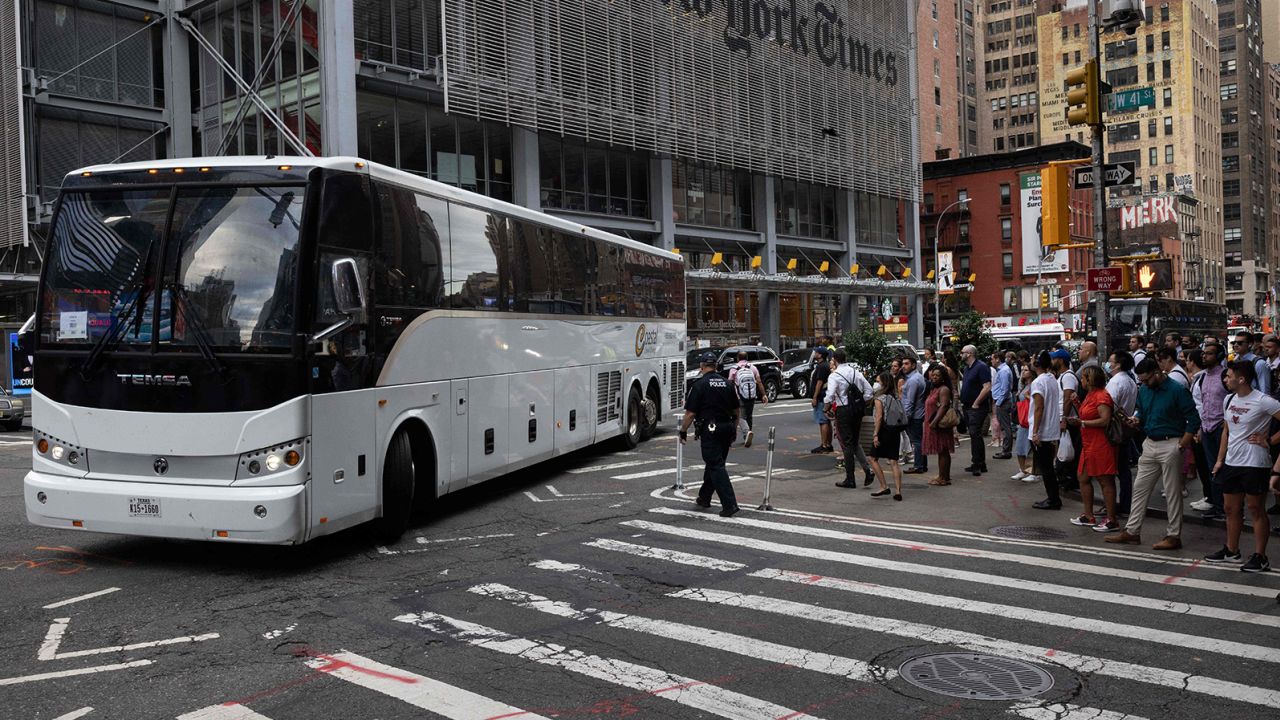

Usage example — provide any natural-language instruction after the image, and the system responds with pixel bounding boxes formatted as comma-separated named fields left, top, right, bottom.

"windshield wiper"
left=79, top=243, right=159, bottom=379
left=168, top=283, right=229, bottom=380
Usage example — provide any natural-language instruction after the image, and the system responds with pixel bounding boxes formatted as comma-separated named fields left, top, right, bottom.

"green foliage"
left=842, top=328, right=892, bottom=373
left=950, top=310, right=997, bottom=358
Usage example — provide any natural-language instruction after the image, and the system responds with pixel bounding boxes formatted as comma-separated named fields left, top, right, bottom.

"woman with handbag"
left=923, top=365, right=958, bottom=487
left=1012, top=366, right=1037, bottom=483
left=1068, top=365, right=1120, bottom=532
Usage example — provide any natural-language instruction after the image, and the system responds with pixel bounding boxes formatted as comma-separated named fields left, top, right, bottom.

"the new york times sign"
left=443, top=0, right=917, bottom=201
left=668, top=0, right=900, bottom=87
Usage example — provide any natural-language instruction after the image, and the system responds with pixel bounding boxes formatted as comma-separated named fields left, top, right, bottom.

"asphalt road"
left=2, top=399, right=1279, bottom=720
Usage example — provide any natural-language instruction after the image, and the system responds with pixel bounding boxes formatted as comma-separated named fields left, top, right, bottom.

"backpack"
left=840, top=367, right=871, bottom=409
left=731, top=364, right=758, bottom=400
left=881, top=394, right=908, bottom=429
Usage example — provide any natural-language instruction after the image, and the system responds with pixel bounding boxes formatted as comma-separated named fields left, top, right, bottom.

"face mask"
left=1103, top=361, right=1112, bottom=375
left=872, top=382, right=883, bottom=393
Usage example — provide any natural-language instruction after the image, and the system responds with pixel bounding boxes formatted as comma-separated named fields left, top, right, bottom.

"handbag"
left=1016, top=397, right=1030, bottom=428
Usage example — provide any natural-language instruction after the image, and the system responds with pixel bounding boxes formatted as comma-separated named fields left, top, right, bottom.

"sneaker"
left=1011, top=471, right=1027, bottom=480
left=1092, top=518, right=1120, bottom=533
left=1189, top=498, right=1212, bottom=512
left=1204, top=546, right=1243, bottom=564
left=1022, top=474, right=1040, bottom=484
left=1241, top=553, right=1271, bottom=573
left=744, top=430, right=754, bottom=448
left=835, top=459, right=846, bottom=469
left=1069, top=514, right=1097, bottom=526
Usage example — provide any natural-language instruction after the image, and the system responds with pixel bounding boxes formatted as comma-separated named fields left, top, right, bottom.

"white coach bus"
left=25, top=157, right=686, bottom=544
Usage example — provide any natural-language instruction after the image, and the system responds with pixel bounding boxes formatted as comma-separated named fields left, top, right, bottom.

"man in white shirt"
left=1107, top=350, right=1139, bottom=516
left=1029, top=351, right=1063, bottom=510
left=1129, top=335, right=1148, bottom=366
left=1207, top=360, right=1278, bottom=573
left=825, top=349, right=874, bottom=488
left=1156, top=347, right=1189, bottom=386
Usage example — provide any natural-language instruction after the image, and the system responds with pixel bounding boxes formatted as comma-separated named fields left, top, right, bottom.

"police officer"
left=680, top=350, right=742, bottom=517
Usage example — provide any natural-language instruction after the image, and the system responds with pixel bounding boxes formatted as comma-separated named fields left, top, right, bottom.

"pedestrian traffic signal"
left=1132, top=258, right=1174, bottom=291
left=1040, top=165, right=1071, bottom=247
left=1065, top=60, right=1101, bottom=127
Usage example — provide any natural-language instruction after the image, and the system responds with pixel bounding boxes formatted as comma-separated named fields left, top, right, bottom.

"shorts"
left=1217, top=465, right=1271, bottom=496
left=813, top=404, right=830, bottom=425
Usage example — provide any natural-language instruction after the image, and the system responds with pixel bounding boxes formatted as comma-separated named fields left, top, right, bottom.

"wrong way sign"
left=1074, top=162, right=1136, bottom=189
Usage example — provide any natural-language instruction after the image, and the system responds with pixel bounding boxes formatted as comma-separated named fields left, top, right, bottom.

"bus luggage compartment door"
left=308, top=390, right=377, bottom=537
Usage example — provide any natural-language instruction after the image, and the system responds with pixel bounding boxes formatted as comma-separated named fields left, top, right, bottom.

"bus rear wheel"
left=640, top=385, right=660, bottom=440
left=620, top=386, right=643, bottom=449
left=372, top=430, right=415, bottom=543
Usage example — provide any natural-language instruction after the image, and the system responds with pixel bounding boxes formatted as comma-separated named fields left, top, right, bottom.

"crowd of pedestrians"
left=786, top=331, right=1280, bottom=573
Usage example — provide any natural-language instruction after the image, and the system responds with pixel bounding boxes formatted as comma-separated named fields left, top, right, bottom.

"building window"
left=1146, top=62, right=1155, bottom=82
left=999, top=183, right=1011, bottom=206
left=541, top=136, right=648, bottom=217
left=1222, top=108, right=1239, bottom=125
left=1004, top=287, right=1019, bottom=309
left=1223, top=179, right=1240, bottom=197
left=672, top=159, right=751, bottom=229
left=935, top=87, right=942, bottom=106
left=995, top=137, right=1005, bottom=151
left=1149, top=147, right=1158, bottom=166
left=1225, top=233, right=1242, bottom=249
left=1001, top=218, right=1012, bottom=241
left=853, top=191, right=901, bottom=248
left=1162, top=59, right=1171, bottom=79
left=1108, top=122, right=1141, bottom=143
left=1223, top=155, right=1240, bottom=173
left=933, top=31, right=939, bottom=48
left=1002, top=253, right=1013, bottom=276
left=776, top=179, right=836, bottom=239
left=1146, top=34, right=1154, bottom=53
left=1164, top=145, right=1173, bottom=164
left=1164, top=117, right=1174, bottom=136
left=1223, top=131, right=1240, bottom=149
left=1224, top=204, right=1242, bottom=221
left=1161, top=31, right=1170, bottom=50
left=1160, top=4, right=1169, bottom=22
left=1163, top=88, right=1172, bottom=107
left=1148, top=119, right=1157, bottom=138
left=1221, top=59, right=1237, bottom=76
left=1105, top=66, right=1139, bottom=88
left=1164, top=173, right=1174, bottom=190
left=1221, top=84, right=1238, bottom=101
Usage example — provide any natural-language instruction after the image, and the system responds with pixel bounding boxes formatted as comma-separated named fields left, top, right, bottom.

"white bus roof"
left=66, top=156, right=683, bottom=263
left=990, top=323, right=1066, bottom=337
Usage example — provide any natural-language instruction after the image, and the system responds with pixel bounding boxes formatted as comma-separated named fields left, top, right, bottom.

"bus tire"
left=640, top=383, right=660, bottom=440
left=620, top=386, right=643, bottom=449
left=372, top=430, right=415, bottom=543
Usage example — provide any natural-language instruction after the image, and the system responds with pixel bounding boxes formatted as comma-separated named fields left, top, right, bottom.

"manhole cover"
left=989, top=525, right=1069, bottom=540
left=899, top=653, right=1054, bottom=701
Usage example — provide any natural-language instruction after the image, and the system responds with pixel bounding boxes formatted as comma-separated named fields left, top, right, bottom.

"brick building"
left=923, top=142, right=1095, bottom=341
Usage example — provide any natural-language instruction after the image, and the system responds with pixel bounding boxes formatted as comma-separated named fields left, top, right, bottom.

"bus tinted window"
left=446, top=203, right=508, bottom=310
left=373, top=183, right=446, bottom=308
left=317, top=173, right=373, bottom=252
left=510, top=219, right=552, bottom=313
left=623, top=246, right=684, bottom=319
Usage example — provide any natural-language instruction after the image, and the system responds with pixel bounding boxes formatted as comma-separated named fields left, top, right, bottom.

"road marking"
left=468, top=582, right=891, bottom=684
left=43, top=587, right=121, bottom=609
left=304, top=650, right=553, bottom=719
left=1009, top=702, right=1149, bottom=720
left=395, top=611, right=824, bottom=719
left=568, top=458, right=665, bottom=473
left=612, top=463, right=734, bottom=480
left=177, top=704, right=275, bottom=720
left=648, top=507, right=1278, bottom=599
left=52, top=708, right=94, bottom=720
left=753, top=568, right=1280, bottom=663
left=38, top=617, right=219, bottom=660
left=583, top=538, right=746, bottom=571
left=673, top=588, right=1280, bottom=710
left=416, top=533, right=515, bottom=545
left=545, top=485, right=624, bottom=497
left=622, top=519, right=1280, bottom=629
left=261, top=624, right=297, bottom=640
left=0, top=659, right=152, bottom=686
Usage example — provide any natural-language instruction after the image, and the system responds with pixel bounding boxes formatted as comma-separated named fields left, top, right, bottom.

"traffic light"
left=1040, top=291, right=1049, bottom=308
left=1040, top=165, right=1070, bottom=248
left=1132, top=258, right=1174, bottom=291
left=1065, top=60, right=1101, bottom=127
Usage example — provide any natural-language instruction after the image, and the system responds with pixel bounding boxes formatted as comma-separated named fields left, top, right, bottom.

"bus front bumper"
left=25, top=471, right=308, bottom=544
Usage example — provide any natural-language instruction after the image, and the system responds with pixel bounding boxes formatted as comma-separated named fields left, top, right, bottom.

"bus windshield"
left=41, top=185, right=305, bottom=353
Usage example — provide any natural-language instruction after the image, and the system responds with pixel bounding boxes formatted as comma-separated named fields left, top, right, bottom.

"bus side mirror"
left=331, top=258, right=364, bottom=314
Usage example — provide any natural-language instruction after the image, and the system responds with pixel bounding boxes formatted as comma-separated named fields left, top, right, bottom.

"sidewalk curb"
left=1141, top=504, right=1280, bottom=537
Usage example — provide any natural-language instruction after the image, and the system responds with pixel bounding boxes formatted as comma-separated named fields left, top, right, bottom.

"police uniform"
left=684, top=354, right=741, bottom=516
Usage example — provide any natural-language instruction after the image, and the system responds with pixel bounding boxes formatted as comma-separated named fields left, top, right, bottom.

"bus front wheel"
left=372, top=430, right=415, bottom=543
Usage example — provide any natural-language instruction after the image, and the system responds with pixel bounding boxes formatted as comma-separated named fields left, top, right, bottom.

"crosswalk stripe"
left=1008, top=701, right=1149, bottom=720
left=394, top=611, right=824, bottom=719
left=304, top=650, right=552, bottom=719
left=176, top=704, right=274, bottom=720
left=568, top=458, right=665, bottom=473
left=621, top=519, right=1280, bottom=629
left=52, top=709, right=94, bottom=720
left=649, top=507, right=1277, bottom=599
left=765, top=506, right=1259, bottom=575
left=752, top=568, right=1280, bottom=663
left=467, top=582, right=890, bottom=684
left=672, top=588, right=1280, bottom=710
left=583, top=538, right=746, bottom=571
left=611, top=463, right=736, bottom=480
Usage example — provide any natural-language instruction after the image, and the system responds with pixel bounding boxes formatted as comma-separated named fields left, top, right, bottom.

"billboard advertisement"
left=1021, top=173, right=1069, bottom=275
left=9, top=332, right=30, bottom=396
left=937, top=251, right=955, bottom=295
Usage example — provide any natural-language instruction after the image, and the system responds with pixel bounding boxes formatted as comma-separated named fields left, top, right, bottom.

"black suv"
left=685, top=346, right=785, bottom=402
left=780, top=348, right=817, bottom=399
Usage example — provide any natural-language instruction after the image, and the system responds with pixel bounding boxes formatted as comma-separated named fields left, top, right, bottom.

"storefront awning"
left=684, top=269, right=937, bottom=296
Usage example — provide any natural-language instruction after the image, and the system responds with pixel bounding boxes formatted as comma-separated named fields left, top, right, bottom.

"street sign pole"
left=1090, top=0, right=1109, bottom=355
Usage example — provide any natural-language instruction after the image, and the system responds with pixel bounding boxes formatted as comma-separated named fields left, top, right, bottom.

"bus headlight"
left=34, top=431, right=88, bottom=471
left=238, top=438, right=306, bottom=479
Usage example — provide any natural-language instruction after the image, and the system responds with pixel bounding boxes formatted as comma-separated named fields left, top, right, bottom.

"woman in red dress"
left=1069, top=365, right=1119, bottom=531
left=922, top=365, right=957, bottom=486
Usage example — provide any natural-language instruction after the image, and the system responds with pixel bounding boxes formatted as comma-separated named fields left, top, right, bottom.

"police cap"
left=697, top=351, right=719, bottom=366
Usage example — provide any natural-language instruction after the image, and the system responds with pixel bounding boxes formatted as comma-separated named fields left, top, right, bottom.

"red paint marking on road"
left=920, top=700, right=964, bottom=720
left=1045, top=628, right=1088, bottom=658
left=36, top=546, right=132, bottom=565
left=1162, top=559, right=1202, bottom=584
left=226, top=672, right=324, bottom=706
left=1008, top=494, right=1021, bottom=509
left=849, top=534, right=980, bottom=556
left=984, top=500, right=1015, bottom=524
left=308, top=652, right=419, bottom=684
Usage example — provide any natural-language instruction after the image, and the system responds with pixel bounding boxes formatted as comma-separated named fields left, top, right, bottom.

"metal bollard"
left=757, top=426, right=776, bottom=511
left=672, top=434, right=685, bottom=490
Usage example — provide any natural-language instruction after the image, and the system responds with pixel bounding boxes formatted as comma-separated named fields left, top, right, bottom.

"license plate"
left=128, top=497, right=161, bottom=518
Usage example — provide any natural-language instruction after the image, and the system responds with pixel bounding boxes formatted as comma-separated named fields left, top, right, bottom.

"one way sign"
left=1074, top=162, right=1136, bottom=189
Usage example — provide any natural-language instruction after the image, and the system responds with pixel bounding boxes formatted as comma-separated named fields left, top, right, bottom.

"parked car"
left=886, top=341, right=921, bottom=363
left=685, top=346, right=785, bottom=402
left=780, top=348, right=816, bottom=399
left=0, top=388, right=25, bottom=431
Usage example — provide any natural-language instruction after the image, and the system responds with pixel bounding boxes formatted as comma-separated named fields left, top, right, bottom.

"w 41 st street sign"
left=1074, top=162, right=1136, bottom=189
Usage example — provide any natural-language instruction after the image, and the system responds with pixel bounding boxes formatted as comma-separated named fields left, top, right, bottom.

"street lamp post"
left=934, top=197, right=970, bottom=347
